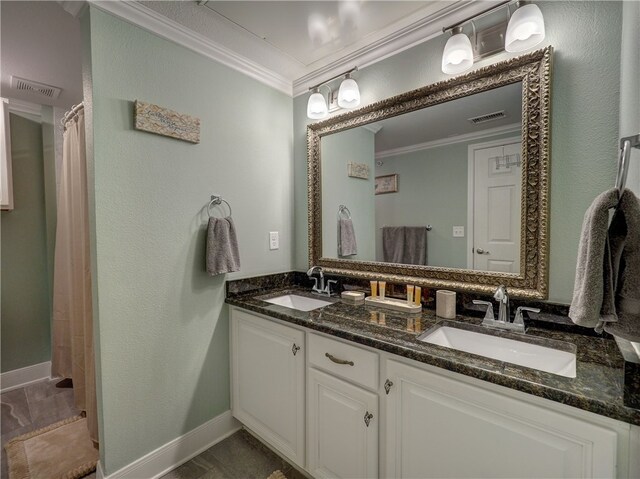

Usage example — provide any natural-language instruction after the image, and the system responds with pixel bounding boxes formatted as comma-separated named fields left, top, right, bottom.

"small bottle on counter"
left=379, top=281, right=387, bottom=299
left=370, top=280, right=378, bottom=298
left=406, top=285, right=415, bottom=304
left=414, top=286, right=422, bottom=306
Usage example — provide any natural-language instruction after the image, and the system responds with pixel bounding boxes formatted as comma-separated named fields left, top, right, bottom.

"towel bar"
left=208, top=194, right=232, bottom=217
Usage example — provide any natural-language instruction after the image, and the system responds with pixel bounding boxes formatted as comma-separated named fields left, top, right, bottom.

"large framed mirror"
left=308, top=47, right=552, bottom=299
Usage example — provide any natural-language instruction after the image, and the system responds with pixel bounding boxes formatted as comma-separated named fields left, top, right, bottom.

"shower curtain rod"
left=62, top=102, right=84, bottom=127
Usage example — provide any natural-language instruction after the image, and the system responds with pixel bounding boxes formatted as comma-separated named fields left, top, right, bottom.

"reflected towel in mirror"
left=338, top=218, right=357, bottom=256
left=382, top=227, right=427, bottom=265
left=206, top=217, right=240, bottom=275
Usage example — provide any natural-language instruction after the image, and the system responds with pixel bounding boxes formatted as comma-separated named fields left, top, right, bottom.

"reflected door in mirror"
left=471, top=140, right=522, bottom=273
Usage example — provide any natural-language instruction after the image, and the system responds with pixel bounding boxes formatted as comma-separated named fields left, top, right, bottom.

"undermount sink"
left=419, top=325, right=577, bottom=378
left=263, top=294, right=332, bottom=312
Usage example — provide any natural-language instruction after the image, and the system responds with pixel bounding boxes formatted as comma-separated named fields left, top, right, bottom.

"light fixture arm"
left=308, top=67, right=358, bottom=92
left=442, top=0, right=514, bottom=33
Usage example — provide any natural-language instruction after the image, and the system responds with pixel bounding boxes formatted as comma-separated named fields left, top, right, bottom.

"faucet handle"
left=514, top=306, right=541, bottom=326
left=327, top=280, right=338, bottom=295
left=472, top=300, right=494, bottom=321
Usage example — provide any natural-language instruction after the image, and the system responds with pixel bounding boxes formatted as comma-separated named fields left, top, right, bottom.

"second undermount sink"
left=263, top=294, right=332, bottom=312
left=419, top=325, right=577, bottom=378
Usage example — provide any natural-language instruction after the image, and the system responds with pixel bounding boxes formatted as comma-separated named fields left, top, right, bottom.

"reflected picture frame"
left=375, top=174, right=398, bottom=194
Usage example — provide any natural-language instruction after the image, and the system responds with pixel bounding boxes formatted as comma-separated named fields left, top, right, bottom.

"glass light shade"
left=505, top=3, right=545, bottom=52
left=338, top=77, right=360, bottom=109
left=441, top=33, right=473, bottom=75
left=307, top=91, right=328, bottom=120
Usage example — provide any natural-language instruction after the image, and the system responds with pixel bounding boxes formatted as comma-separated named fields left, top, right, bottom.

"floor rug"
left=4, top=416, right=98, bottom=479
left=266, top=471, right=287, bottom=479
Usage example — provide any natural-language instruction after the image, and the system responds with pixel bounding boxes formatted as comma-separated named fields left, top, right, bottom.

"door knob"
left=476, top=248, right=490, bottom=255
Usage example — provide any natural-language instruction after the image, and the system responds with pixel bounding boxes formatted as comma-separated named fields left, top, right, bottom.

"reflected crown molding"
left=376, top=122, right=521, bottom=159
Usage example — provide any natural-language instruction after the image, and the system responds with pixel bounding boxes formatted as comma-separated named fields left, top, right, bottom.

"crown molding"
left=89, top=1, right=292, bottom=96
left=58, top=1, right=88, bottom=18
left=86, top=1, right=499, bottom=100
left=6, top=99, right=43, bottom=123
left=375, top=123, right=521, bottom=159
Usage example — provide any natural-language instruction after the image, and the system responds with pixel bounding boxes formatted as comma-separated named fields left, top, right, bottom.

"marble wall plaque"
left=134, top=100, right=200, bottom=144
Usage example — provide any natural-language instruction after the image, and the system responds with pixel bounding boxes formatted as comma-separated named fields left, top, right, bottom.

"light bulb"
left=338, top=76, right=360, bottom=109
left=442, top=33, right=473, bottom=75
left=505, top=3, right=545, bottom=52
left=307, top=90, right=328, bottom=120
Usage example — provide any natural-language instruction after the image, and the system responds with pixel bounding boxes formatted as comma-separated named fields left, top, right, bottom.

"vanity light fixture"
left=505, top=2, right=546, bottom=52
left=307, top=67, right=360, bottom=120
left=441, top=0, right=545, bottom=75
left=441, top=26, right=474, bottom=75
left=307, top=87, right=329, bottom=120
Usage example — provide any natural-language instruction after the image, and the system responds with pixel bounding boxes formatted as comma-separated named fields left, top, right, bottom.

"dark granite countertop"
left=226, top=286, right=640, bottom=426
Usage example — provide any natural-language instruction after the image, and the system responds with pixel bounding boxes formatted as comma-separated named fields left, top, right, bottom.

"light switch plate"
left=269, top=231, right=279, bottom=250
left=453, top=226, right=465, bottom=237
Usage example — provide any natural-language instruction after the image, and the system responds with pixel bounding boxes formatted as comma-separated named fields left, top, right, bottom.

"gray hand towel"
left=603, top=190, right=640, bottom=342
left=338, top=218, right=357, bottom=256
left=382, top=227, right=405, bottom=263
left=569, top=189, right=619, bottom=329
left=206, top=217, right=240, bottom=275
left=403, top=226, right=427, bottom=265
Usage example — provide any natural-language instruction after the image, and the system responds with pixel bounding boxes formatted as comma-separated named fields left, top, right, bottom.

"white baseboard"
left=100, top=410, right=241, bottom=479
left=0, top=361, right=51, bottom=393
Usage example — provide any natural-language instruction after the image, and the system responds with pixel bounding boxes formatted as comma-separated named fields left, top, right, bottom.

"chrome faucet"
left=472, top=285, right=540, bottom=334
left=494, top=285, right=510, bottom=323
left=306, top=266, right=337, bottom=296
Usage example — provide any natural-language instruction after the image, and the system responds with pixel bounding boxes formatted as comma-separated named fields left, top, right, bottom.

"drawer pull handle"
left=364, top=411, right=373, bottom=427
left=292, top=343, right=301, bottom=356
left=384, top=379, right=393, bottom=395
left=325, top=352, right=354, bottom=366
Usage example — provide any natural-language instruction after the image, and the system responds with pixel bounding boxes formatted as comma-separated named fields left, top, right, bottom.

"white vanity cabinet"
left=383, top=359, right=622, bottom=479
left=307, top=333, right=379, bottom=479
left=230, top=308, right=305, bottom=467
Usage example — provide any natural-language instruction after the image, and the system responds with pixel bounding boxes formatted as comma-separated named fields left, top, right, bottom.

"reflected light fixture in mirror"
left=441, top=0, right=545, bottom=75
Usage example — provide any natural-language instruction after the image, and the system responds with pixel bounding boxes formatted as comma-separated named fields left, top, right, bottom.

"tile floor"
left=0, top=378, right=96, bottom=479
left=2, top=378, right=305, bottom=479
left=159, top=429, right=308, bottom=479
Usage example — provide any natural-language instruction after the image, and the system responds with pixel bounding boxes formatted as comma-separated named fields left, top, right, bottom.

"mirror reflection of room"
left=321, top=82, right=523, bottom=274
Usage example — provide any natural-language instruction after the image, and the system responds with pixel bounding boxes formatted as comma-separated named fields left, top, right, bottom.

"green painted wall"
left=374, top=131, right=520, bottom=268
left=1, top=114, right=52, bottom=372
left=321, top=127, right=376, bottom=261
left=294, top=1, right=623, bottom=304
left=85, top=7, right=293, bottom=474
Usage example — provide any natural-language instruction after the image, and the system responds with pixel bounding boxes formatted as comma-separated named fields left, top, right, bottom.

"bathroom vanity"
left=226, top=285, right=640, bottom=479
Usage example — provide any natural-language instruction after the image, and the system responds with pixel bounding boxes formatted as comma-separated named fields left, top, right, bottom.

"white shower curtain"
left=51, top=105, right=98, bottom=445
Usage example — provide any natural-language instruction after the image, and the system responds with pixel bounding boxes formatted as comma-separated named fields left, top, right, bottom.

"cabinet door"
left=308, top=367, right=378, bottom=479
left=231, top=309, right=305, bottom=467
left=384, top=360, right=617, bottom=479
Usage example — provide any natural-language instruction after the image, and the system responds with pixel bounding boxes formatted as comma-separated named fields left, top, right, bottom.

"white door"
left=471, top=140, right=522, bottom=273
left=307, top=368, right=378, bottom=479
left=384, top=360, right=617, bottom=479
left=231, top=308, right=305, bottom=467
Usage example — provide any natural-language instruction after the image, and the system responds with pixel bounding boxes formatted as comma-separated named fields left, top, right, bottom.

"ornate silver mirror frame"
left=307, top=47, right=552, bottom=299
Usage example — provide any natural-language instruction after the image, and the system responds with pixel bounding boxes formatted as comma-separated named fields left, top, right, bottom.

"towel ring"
left=338, top=205, right=351, bottom=220
left=208, top=195, right=232, bottom=218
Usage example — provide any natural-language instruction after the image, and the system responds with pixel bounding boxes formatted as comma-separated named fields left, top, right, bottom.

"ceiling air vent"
left=468, top=110, right=506, bottom=124
left=11, top=76, right=62, bottom=99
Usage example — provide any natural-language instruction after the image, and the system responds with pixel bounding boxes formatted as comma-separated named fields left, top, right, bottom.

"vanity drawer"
left=308, top=333, right=379, bottom=390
